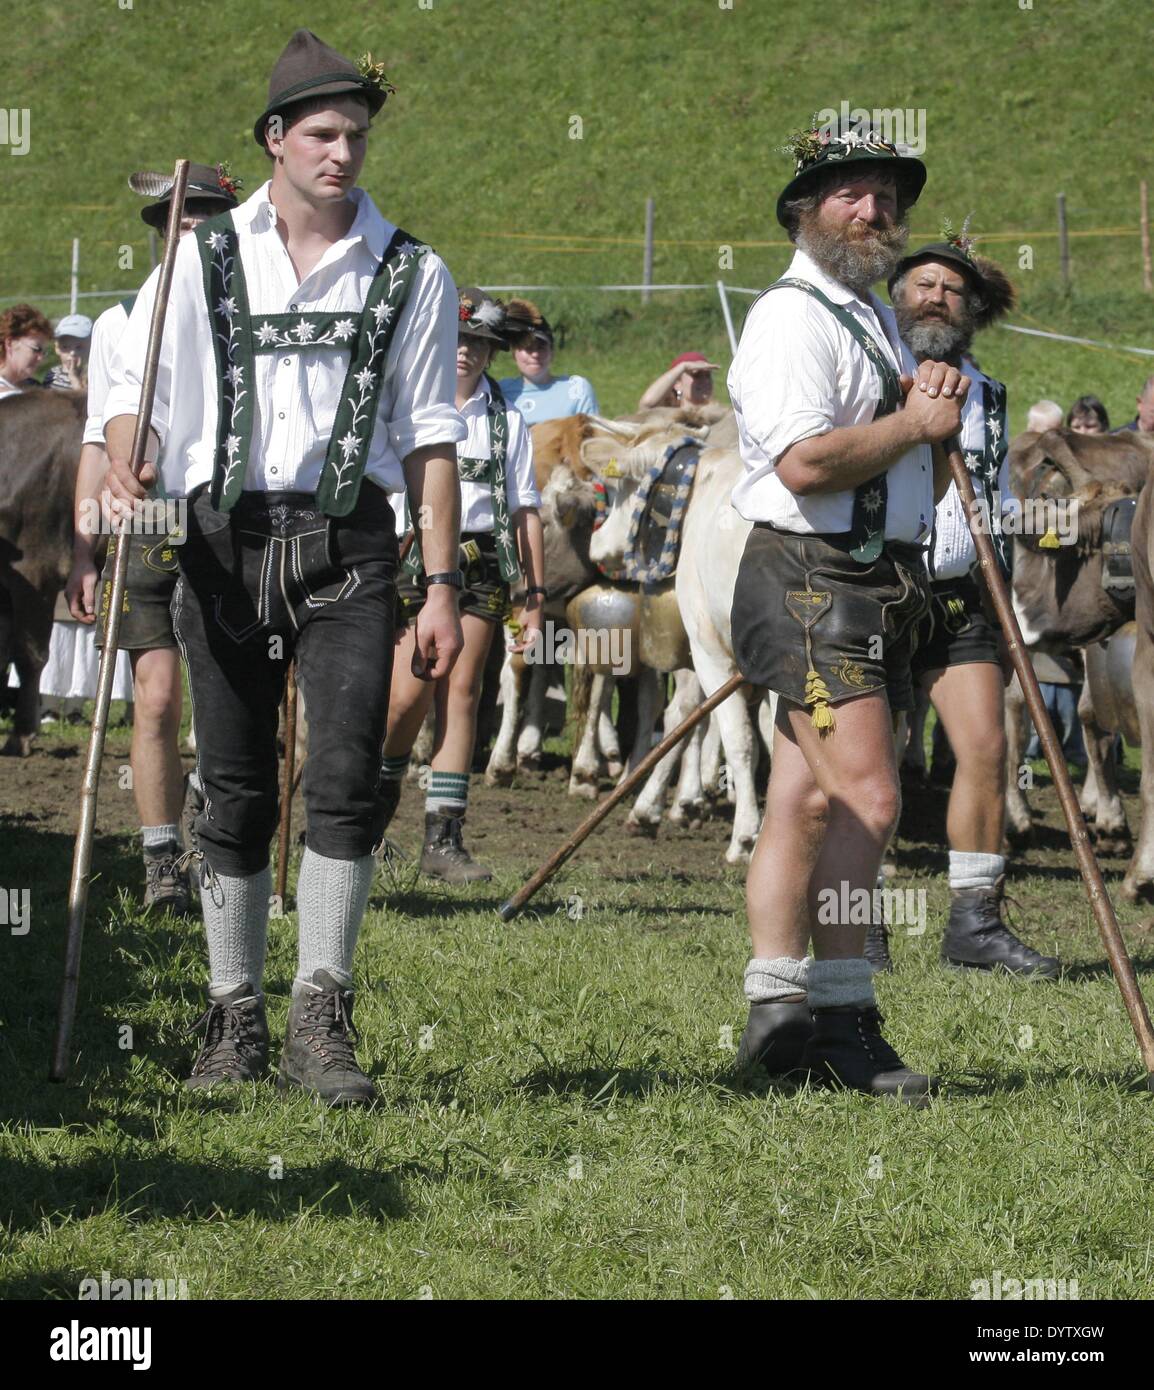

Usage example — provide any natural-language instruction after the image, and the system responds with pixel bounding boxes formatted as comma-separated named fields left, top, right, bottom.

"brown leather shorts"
left=911, top=574, right=1001, bottom=678
left=396, top=531, right=512, bottom=627
left=95, top=531, right=180, bottom=651
left=730, top=524, right=931, bottom=714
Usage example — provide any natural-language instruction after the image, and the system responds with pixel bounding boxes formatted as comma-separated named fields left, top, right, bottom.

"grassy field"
left=4, top=0, right=1154, bottom=428
left=2, top=716, right=1154, bottom=1300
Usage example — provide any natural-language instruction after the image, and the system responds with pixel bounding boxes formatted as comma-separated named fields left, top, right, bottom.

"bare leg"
left=129, top=646, right=184, bottom=826
left=922, top=661, right=1005, bottom=854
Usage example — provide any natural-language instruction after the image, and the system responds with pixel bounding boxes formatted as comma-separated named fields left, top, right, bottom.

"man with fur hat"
left=728, top=117, right=971, bottom=1103
left=67, top=162, right=240, bottom=915
left=886, top=224, right=1060, bottom=979
left=103, top=31, right=466, bottom=1106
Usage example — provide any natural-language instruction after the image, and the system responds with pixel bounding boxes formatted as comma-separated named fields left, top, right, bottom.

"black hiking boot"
left=801, top=1006, right=940, bottom=1106
left=185, top=984, right=269, bottom=1091
left=420, top=811, right=492, bottom=884
left=143, top=840, right=193, bottom=916
left=864, top=919, right=894, bottom=973
left=942, top=876, right=1060, bottom=978
left=735, top=997, right=813, bottom=1076
left=278, top=969, right=376, bottom=1108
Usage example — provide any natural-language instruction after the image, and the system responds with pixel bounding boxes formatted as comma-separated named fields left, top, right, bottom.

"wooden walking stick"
left=499, top=671, right=745, bottom=920
left=50, top=160, right=191, bottom=1083
left=275, top=663, right=298, bottom=904
left=948, top=440, right=1154, bottom=1086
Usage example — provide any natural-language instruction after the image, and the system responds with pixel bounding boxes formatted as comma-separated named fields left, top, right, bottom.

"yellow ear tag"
left=1039, top=528, right=1060, bottom=550
left=601, top=458, right=621, bottom=478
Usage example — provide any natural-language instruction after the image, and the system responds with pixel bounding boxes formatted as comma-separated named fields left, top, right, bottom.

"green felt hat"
left=254, top=29, right=393, bottom=148
left=457, top=287, right=508, bottom=347
left=776, top=118, right=926, bottom=230
left=131, top=163, right=241, bottom=231
left=888, top=218, right=1016, bottom=329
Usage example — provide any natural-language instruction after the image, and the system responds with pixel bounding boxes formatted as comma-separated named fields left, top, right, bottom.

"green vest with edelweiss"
left=194, top=214, right=430, bottom=514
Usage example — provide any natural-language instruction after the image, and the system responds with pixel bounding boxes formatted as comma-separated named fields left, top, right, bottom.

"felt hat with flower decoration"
left=776, top=115, right=927, bottom=230
left=253, top=29, right=394, bottom=147
left=131, top=162, right=241, bottom=231
left=887, top=216, right=1017, bottom=330
left=457, top=287, right=508, bottom=347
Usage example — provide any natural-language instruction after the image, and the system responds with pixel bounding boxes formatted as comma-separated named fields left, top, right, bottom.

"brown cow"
left=0, top=389, right=86, bottom=754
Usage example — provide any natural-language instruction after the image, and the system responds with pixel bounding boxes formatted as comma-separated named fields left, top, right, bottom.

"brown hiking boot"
left=278, top=969, right=376, bottom=1108
left=185, top=984, right=270, bottom=1090
left=143, top=842, right=193, bottom=916
left=420, top=812, right=492, bottom=884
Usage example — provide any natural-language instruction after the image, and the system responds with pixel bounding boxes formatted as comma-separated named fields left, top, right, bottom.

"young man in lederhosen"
left=728, top=120, right=971, bottom=1104
left=888, top=231, right=1060, bottom=980
left=379, top=288, right=544, bottom=882
left=103, top=31, right=466, bottom=1106
left=67, top=163, right=239, bottom=916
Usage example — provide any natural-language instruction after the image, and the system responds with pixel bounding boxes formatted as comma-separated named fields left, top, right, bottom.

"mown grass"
left=3, top=714, right=1154, bottom=1300
left=4, top=0, right=1154, bottom=428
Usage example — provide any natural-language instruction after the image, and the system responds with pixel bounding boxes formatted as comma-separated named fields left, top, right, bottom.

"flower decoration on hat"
left=357, top=52, right=396, bottom=98
left=216, top=161, right=243, bottom=198
left=457, top=289, right=506, bottom=339
left=781, top=117, right=898, bottom=174
left=940, top=213, right=976, bottom=259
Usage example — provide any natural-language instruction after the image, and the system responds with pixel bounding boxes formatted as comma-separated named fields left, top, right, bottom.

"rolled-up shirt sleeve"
left=730, top=292, right=841, bottom=472
left=505, top=405, right=540, bottom=512
left=385, top=252, right=467, bottom=459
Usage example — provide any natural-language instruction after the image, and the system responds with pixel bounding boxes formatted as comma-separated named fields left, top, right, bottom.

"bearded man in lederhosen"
left=728, top=119, right=971, bottom=1104
left=887, top=229, right=1060, bottom=980
left=103, top=31, right=467, bottom=1106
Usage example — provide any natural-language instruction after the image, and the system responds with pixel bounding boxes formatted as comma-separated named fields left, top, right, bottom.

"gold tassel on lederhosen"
left=804, top=669, right=835, bottom=734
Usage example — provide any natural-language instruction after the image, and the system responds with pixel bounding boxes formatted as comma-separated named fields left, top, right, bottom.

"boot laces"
left=189, top=995, right=264, bottom=1078
left=856, top=1008, right=905, bottom=1070
left=294, top=985, right=362, bottom=1073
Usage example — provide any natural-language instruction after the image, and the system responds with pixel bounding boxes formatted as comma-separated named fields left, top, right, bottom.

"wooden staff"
left=499, top=671, right=745, bottom=920
left=275, top=663, right=298, bottom=904
left=949, top=440, right=1154, bottom=1086
left=51, top=161, right=191, bottom=1082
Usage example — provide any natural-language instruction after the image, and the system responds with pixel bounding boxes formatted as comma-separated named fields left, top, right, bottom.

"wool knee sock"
left=743, top=956, right=810, bottom=1003
left=381, top=753, right=409, bottom=784
left=949, top=851, right=1004, bottom=892
left=426, top=770, right=469, bottom=818
left=808, top=957, right=875, bottom=1010
left=201, top=862, right=270, bottom=996
left=294, top=847, right=374, bottom=996
left=142, top=823, right=180, bottom=852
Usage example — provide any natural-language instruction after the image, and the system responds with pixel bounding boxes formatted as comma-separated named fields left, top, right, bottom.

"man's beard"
left=892, top=299, right=976, bottom=363
left=796, top=213, right=909, bottom=297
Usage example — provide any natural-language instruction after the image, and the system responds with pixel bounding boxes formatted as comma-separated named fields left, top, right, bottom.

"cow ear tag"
left=1039, top=528, right=1061, bottom=549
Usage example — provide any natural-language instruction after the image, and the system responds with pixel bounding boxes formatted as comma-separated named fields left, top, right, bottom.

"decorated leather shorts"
left=910, top=573, right=1001, bottom=678
left=730, top=524, right=931, bottom=726
left=396, top=530, right=512, bottom=627
left=95, top=530, right=180, bottom=651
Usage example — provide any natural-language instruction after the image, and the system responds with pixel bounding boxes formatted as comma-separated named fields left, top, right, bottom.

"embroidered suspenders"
left=195, top=215, right=429, bottom=515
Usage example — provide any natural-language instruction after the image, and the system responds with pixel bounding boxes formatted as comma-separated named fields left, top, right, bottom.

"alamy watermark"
left=816, top=881, right=927, bottom=935
left=969, top=493, right=1079, bottom=546
left=815, top=101, right=926, bottom=157
left=970, top=1269, right=1080, bottom=1300
left=522, top=620, right=632, bottom=677
left=78, top=1270, right=188, bottom=1300
left=1, top=887, right=29, bottom=935
left=78, top=495, right=187, bottom=540
left=0, top=108, right=30, bottom=156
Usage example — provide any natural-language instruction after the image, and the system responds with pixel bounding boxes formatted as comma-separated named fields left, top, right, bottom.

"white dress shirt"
left=103, top=181, right=466, bottom=498
left=728, top=248, right=934, bottom=541
left=83, top=301, right=129, bottom=446
left=389, top=374, right=540, bottom=535
left=928, top=360, right=1010, bottom=580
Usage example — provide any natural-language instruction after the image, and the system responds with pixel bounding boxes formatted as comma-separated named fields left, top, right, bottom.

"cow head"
left=1008, top=427, right=1152, bottom=651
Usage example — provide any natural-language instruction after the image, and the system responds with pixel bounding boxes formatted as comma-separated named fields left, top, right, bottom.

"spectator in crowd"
left=639, top=350, right=722, bottom=410
left=1025, top=398, right=1063, bottom=433
left=44, top=313, right=94, bottom=391
left=497, top=298, right=599, bottom=422
left=0, top=303, right=52, bottom=398
left=1066, top=394, right=1109, bottom=433
left=1114, top=374, right=1154, bottom=433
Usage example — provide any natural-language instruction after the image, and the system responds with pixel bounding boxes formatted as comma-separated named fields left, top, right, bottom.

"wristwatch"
left=525, top=586, right=548, bottom=598
left=424, top=570, right=464, bottom=589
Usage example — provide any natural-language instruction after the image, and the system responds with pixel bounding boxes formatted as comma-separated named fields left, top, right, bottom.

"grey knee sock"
left=295, top=848, right=374, bottom=996
left=201, top=862, right=270, bottom=996
left=808, top=958, right=876, bottom=1010
left=949, top=850, right=1004, bottom=891
left=744, top=956, right=810, bottom=1003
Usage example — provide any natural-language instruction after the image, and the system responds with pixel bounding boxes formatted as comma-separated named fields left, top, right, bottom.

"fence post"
left=70, top=238, right=79, bottom=315
left=1057, top=192, right=1070, bottom=288
left=642, top=197, right=654, bottom=305
left=1142, top=181, right=1152, bottom=294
